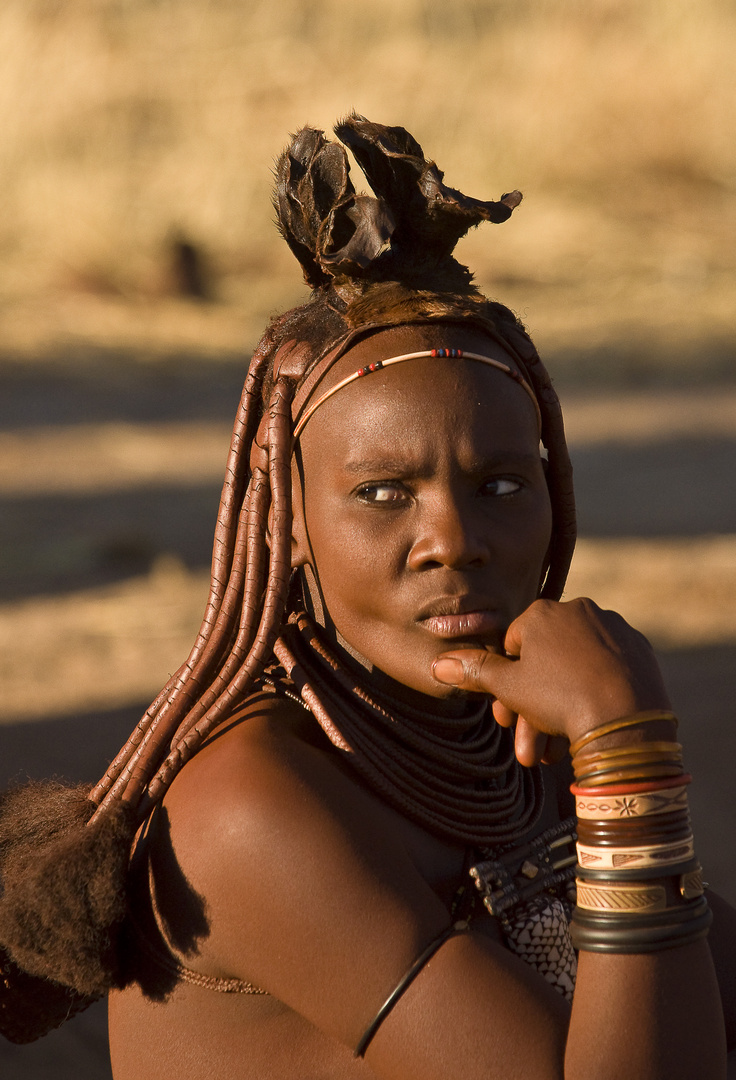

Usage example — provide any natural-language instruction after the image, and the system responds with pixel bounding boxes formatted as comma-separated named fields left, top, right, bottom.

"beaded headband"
left=291, top=348, right=542, bottom=440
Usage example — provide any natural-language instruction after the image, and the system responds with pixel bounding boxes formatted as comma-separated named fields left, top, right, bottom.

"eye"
left=356, top=482, right=410, bottom=505
left=480, top=478, right=522, bottom=497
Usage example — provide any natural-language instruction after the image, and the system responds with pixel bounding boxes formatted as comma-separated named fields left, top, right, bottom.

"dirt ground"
left=1, top=348, right=735, bottom=1078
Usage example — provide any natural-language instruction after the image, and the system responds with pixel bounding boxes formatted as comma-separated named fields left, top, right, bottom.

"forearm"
left=563, top=718, right=727, bottom=1077
left=707, top=890, right=736, bottom=1051
left=566, top=943, right=727, bottom=1080
left=432, top=601, right=731, bottom=1076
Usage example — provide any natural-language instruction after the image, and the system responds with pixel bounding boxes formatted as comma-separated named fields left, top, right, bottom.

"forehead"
left=312, top=323, right=525, bottom=396
left=298, top=326, right=541, bottom=463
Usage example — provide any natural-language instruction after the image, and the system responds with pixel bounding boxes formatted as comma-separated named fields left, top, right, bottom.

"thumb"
left=432, top=649, right=518, bottom=696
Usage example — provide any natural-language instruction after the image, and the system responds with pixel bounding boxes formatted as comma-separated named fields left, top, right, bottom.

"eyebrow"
left=343, top=459, right=416, bottom=475
left=343, top=451, right=543, bottom=475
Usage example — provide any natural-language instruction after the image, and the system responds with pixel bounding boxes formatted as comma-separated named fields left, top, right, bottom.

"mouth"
left=416, top=597, right=504, bottom=640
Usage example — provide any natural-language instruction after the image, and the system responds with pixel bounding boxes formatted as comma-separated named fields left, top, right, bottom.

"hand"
left=432, top=597, right=672, bottom=767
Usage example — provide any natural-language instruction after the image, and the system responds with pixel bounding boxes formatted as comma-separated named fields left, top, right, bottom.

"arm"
left=707, top=890, right=736, bottom=1051
left=159, top=596, right=727, bottom=1079
left=432, top=597, right=728, bottom=1079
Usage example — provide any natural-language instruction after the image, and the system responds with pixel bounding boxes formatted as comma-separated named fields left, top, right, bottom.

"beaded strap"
left=292, top=349, right=541, bottom=440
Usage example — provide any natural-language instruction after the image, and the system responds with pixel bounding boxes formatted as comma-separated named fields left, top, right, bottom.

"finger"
left=541, top=735, right=569, bottom=765
left=514, top=717, right=548, bottom=767
left=432, top=649, right=517, bottom=696
left=502, top=617, right=524, bottom=659
left=501, top=601, right=541, bottom=658
left=492, top=699, right=517, bottom=729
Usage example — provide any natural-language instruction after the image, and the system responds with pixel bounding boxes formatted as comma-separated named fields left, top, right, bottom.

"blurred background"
left=0, top=0, right=735, bottom=1076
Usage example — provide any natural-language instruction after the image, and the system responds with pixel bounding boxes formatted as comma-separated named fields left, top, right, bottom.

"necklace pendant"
left=469, top=817, right=578, bottom=922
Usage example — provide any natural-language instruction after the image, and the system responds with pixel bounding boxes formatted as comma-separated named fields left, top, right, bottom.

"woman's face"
left=291, top=325, right=553, bottom=699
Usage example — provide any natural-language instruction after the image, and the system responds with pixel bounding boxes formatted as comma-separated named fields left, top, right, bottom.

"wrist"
left=568, top=714, right=711, bottom=956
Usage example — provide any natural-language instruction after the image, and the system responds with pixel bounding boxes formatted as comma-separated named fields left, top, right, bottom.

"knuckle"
left=522, top=597, right=553, bottom=623
left=472, top=651, right=495, bottom=684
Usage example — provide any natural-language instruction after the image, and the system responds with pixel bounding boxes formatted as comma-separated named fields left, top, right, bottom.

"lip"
left=416, top=597, right=503, bottom=639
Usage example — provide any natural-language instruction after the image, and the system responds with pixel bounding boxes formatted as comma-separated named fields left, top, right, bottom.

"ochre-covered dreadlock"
left=0, top=114, right=576, bottom=1040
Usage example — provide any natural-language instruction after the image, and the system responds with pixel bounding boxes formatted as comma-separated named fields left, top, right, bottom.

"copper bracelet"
left=575, top=764, right=684, bottom=788
left=573, top=742, right=682, bottom=775
left=574, top=756, right=683, bottom=783
left=569, top=711, right=678, bottom=759
left=574, top=740, right=682, bottom=763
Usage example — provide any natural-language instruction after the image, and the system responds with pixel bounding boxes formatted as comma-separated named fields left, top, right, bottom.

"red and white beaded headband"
left=292, top=348, right=542, bottom=440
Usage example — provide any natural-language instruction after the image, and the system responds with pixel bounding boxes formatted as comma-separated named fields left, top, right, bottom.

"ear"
left=290, top=466, right=311, bottom=568
left=537, top=455, right=553, bottom=595
left=291, top=512, right=311, bottom=568
left=262, top=490, right=309, bottom=564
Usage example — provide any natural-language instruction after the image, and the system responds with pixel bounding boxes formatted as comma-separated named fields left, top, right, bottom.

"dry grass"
left=0, top=0, right=734, bottom=359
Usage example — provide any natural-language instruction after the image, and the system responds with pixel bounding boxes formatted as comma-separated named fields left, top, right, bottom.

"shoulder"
left=146, top=691, right=448, bottom=1023
left=160, top=689, right=411, bottom=876
left=137, top=691, right=570, bottom=1070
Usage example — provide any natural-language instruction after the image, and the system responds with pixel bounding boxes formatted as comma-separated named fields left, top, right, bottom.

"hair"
left=0, top=115, right=576, bottom=1036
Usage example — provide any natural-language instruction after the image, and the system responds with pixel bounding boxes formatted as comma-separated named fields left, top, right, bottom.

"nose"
left=406, top=495, right=490, bottom=572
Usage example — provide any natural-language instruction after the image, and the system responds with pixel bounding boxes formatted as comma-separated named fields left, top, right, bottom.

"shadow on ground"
left=0, top=485, right=221, bottom=600
left=0, top=354, right=246, bottom=431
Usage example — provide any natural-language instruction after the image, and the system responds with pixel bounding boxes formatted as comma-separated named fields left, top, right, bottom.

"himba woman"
left=1, top=116, right=735, bottom=1079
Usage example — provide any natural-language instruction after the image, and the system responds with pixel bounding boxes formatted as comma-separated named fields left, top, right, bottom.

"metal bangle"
left=354, top=920, right=470, bottom=1058
left=574, top=741, right=682, bottom=766
left=569, top=712, right=678, bottom=759
left=575, top=764, right=684, bottom=788
left=573, top=749, right=683, bottom=778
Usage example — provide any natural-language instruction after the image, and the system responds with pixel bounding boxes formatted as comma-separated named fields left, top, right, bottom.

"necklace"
left=268, top=612, right=546, bottom=847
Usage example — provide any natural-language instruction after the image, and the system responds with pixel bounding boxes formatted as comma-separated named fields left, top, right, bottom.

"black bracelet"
left=571, top=897, right=712, bottom=953
left=354, top=919, right=470, bottom=1058
left=573, top=894, right=708, bottom=930
left=575, top=856, right=701, bottom=884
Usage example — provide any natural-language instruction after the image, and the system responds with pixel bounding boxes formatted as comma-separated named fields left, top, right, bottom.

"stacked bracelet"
left=573, top=741, right=684, bottom=788
left=569, top=713, right=710, bottom=953
left=568, top=710, right=678, bottom=758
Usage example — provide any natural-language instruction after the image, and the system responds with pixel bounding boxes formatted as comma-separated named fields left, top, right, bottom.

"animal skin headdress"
left=0, top=116, right=575, bottom=1029
left=275, top=115, right=522, bottom=294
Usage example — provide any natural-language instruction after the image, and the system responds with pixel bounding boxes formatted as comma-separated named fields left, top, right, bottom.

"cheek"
left=494, top=493, right=553, bottom=597
left=297, top=479, right=400, bottom=588
left=310, top=515, right=403, bottom=613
